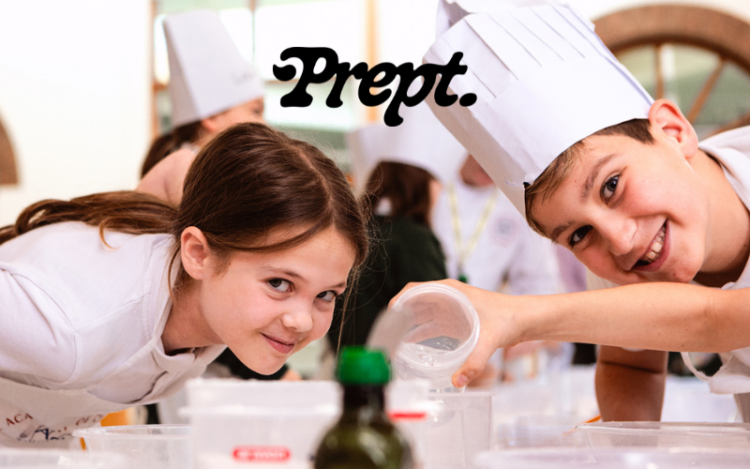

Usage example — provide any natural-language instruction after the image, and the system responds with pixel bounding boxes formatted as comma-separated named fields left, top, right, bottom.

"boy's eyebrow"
left=582, top=154, right=617, bottom=201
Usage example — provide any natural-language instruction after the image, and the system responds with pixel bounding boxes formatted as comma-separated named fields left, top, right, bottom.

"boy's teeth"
left=639, top=225, right=666, bottom=264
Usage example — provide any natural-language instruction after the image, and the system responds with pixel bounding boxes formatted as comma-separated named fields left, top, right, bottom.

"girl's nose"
left=281, top=305, right=313, bottom=332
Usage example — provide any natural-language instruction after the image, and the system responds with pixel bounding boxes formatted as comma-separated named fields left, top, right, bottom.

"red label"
left=233, top=446, right=291, bottom=462
left=388, top=411, right=427, bottom=421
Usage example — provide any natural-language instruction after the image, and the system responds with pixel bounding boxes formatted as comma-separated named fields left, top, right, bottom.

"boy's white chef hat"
left=164, top=10, right=264, bottom=127
left=347, top=101, right=467, bottom=194
left=424, top=2, right=654, bottom=218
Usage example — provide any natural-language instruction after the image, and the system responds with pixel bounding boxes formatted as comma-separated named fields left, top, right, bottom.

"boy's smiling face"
left=532, top=100, right=711, bottom=285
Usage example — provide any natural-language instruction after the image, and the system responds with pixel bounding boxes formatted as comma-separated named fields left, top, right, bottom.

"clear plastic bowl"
left=0, top=449, right=127, bottom=468
left=474, top=448, right=750, bottom=468
left=577, top=422, right=750, bottom=448
left=390, top=283, right=480, bottom=392
left=72, top=425, right=190, bottom=469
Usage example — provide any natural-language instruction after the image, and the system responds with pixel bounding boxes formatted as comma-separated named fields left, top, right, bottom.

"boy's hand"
left=389, top=279, right=525, bottom=388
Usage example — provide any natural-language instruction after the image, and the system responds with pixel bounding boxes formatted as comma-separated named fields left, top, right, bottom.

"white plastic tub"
left=577, top=422, right=750, bottom=448
left=0, top=449, right=127, bottom=468
left=474, top=448, right=750, bottom=468
left=73, top=425, right=190, bottom=469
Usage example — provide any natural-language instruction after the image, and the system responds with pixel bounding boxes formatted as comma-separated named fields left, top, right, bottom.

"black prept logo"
left=273, top=47, right=476, bottom=127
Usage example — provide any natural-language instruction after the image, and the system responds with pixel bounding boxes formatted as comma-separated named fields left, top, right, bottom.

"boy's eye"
left=269, top=278, right=292, bottom=293
left=569, top=225, right=592, bottom=247
left=317, top=290, right=337, bottom=302
left=601, top=175, right=619, bottom=201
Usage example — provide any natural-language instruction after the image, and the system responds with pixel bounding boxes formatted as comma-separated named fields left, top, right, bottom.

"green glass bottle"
left=314, top=347, right=414, bottom=469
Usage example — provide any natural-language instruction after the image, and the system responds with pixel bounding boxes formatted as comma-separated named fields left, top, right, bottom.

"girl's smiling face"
left=179, top=226, right=356, bottom=374
left=531, top=104, right=710, bottom=286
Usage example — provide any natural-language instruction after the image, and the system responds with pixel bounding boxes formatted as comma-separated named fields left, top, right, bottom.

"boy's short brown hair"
left=525, top=119, right=655, bottom=237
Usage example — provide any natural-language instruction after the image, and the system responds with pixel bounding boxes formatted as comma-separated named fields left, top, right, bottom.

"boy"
left=402, top=2, right=750, bottom=421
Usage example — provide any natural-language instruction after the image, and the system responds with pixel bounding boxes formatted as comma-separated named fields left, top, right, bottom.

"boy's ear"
left=648, top=99, right=699, bottom=159
left=181, top=226, right=212, bottom=280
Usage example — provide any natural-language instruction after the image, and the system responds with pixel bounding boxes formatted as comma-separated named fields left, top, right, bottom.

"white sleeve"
left=0, top=270, right=76, bottom=387
left=507, top=228, right=561, bottom=296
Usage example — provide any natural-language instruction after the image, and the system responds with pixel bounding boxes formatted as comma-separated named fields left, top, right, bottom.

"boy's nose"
left=281, top=304, right=314, bottom=332
left=598, top=217, right=636, bottom=257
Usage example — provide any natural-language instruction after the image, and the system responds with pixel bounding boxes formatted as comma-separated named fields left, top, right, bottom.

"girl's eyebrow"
left=264, top=266, right=346, bottom=289
left=582, top=153, right=617, bottom=201
left=549, top=221, right=573, bottom=243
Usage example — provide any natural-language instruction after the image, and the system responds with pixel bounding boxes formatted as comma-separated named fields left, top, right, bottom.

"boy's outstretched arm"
left=390, top=279, right=748, bottom=387
left=595, top=347, right=667, bottom=421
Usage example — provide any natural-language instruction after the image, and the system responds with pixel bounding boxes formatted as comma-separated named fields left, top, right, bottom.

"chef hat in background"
left=347, top=100, right=467, bottom=195
left=164, top=10, right=265, bottom=127
left=425, top=3, right=653, bottom=218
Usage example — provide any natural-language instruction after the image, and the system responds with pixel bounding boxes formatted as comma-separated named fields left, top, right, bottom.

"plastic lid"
left=337, top=346, right=391, bottom=385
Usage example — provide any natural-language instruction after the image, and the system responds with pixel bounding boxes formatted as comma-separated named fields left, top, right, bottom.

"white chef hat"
left=424, top=3, right=654, bottom=217
left=347, top=101, right=467, bottom=195
left=164, top=10, right=265, bottom=128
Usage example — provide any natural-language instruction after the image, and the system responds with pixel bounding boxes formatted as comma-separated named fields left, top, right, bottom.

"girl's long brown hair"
left=0, top=123, right=369, bottom=292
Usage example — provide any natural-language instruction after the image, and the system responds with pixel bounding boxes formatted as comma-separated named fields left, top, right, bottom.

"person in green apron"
left=327, top=101, right=465, bottom=352
left=0, top=123, right=367, bottom=447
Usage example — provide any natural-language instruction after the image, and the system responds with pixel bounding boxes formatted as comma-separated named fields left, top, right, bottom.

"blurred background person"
left=325, top=101, right=466, bottom=361
left=138, top=9, right=265, bottom=206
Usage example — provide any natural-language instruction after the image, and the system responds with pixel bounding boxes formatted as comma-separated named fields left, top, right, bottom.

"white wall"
left=0, top=0, right=151, bottom=225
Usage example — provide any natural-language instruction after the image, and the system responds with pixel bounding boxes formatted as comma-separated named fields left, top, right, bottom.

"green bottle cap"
left=336, top=346, right=391, bottom=385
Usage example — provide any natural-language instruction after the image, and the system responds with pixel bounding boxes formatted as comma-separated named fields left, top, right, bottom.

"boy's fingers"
left=451, top=336, right=498, bottom=388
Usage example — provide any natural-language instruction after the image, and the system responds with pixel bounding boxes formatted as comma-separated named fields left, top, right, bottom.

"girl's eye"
left=269, top=278, right=292, bottom=293
left=317, top=291, right=337, bottom=302
left=601, top=175, right=619, bottom=201
left=569, top=225, right=592, bottom=247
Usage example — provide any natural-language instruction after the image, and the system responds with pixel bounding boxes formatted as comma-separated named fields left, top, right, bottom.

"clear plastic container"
left=390, top=283, right=480, bottom=392
left=183, top=380, right=341, bottom=468
left=72, top=425, right=190, bottom=469
left=474, top=448, right=750, bottom=468
left=425, top=391, right=491, bottom=469
left=0, top=449, right=128, bottom=468
left=497, top=415, right=588, bottom=449
left=577, top=422, right=750, bottom=448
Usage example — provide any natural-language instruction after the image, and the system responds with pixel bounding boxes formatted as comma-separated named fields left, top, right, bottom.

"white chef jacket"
left=432, top=179, right=561, bottom=295
left=684, top=126, right=750, bottom=420
left=0, top=221, right=224, bottom=446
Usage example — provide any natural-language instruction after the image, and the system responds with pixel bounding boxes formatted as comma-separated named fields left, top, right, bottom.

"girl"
left=0, top=123, right=368, bottom=447
left=139, top=9, right=265, bottom=202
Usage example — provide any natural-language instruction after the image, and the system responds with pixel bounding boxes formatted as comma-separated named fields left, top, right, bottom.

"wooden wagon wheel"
left=0, top=115, right=18, bottom=185
left=595, top=5, right=750, bottom=138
